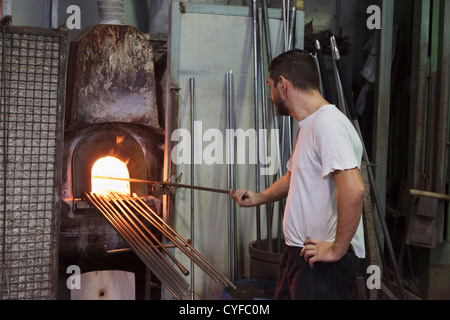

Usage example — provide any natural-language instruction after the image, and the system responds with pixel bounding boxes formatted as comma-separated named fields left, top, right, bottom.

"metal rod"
left=189, top=77, right=195, bottom=300
left=258, top=6, right=274, bottom=252
left=129, top=197, right=216, bottom=279
left=315, top=39, right=334, bottom=104
left=312, top=53, right=325, bottom=96
left=288, top=6, right=296, bottom=50
left=128, top=194, right=223, bottom=283
left=261, top=0, right=272, bottom=61
left=108, top=195, right=188, bottom=292
left=226, top=70, right=237, bottom=281
left=286, top=6, right=296, bottom=153
left=93, top=175, right=231, bottom=195
left=131, top=194, right=236, bottom=289
left=282, top=0, right=288, bottom=50
left=95, top=193, right=188, bottom=292
left=120, top=192, right=230, bottom=287
left=330, top=36, right=349, bottom=117
left=261, top=0, right=283, bottom=180
left=108, top=191, right=189, bottom=276
left=252, top=0, right=262, bottom=249
left=86, top=193, right=188, bottom=298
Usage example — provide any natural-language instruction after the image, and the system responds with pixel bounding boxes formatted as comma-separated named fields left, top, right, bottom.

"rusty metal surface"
left=0, top=25, right=67, bottom=300
left=65, top=24, right=159, bottom=129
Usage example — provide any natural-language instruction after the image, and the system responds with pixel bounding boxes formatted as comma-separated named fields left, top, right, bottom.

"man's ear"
left=278, top=76, right=289, bottom=95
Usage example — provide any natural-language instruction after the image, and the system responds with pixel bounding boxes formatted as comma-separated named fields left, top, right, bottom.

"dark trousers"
left=274, top=246, right=358, bottom=300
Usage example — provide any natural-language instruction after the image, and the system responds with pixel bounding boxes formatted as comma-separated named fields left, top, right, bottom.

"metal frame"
left=0, top=23, right=67, bottom=300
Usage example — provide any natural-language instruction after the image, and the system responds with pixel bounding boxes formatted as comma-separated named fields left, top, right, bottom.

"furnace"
left=59, top=22, right=165, bottom=299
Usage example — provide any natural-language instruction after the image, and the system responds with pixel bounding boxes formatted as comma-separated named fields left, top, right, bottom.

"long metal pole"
left=86, top=193, right=188, bottom=298
left=261, top=0, right=284, bottom=249
left=282, top=0, right=288, bottom=50
left=97, top=193, right=188, bottom=290
left=131, top=194, right=236, bottom=288
left=287, top=6, right=296, bottom=51
left=315, top=40, right=334, bottom=104
left=261, top=0, right=282, bottom=178
left=258, top=6, right=274, bottom=252
left=189, top=77, right=195, bottom=300
left=105, top=193, right=189, bottom=291
left=121, top=194, right=218, bottom=283
left=252, top=0, right=262, bottom=249
left=226, top=70, right=237, bottom=281
left=108, top=191, right=189, bottom=276
left=330, top=36, right=349, bottom=117
left=93, top=175, right=231, bottom=195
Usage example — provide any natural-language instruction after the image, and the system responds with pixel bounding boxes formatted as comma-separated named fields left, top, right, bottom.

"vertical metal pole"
left=315, top=39, right=334, bottom=104
left=51, top=0, right=59, bottom=29
left=252, top=0, right=262, bottom=249
left=312, top=52, right=325, bottom=96
left=282, top=0, right=288, bottom=51
left=226, top=70, right=237, bottom=281
left=43, top=0, right=51, bottom=28
left=331, top=36, right=349, bottom=117
left=189, top=77, right=195, bottom=300
left=261, top=0, right=282, bottom=178
left=286, top=6, right=296, bottom=153
left=258, top=6, right=273, bottom=252
left=1, top=1, right=12, bottom=17
left=288, top=6, right=296, bottom=51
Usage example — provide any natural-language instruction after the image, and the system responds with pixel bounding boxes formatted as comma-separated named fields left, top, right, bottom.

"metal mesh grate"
left=0, top=25, right=67, bottom=300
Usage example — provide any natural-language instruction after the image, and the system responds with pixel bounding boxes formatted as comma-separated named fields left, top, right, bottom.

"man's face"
left=267, top=75, right=290, bottom=116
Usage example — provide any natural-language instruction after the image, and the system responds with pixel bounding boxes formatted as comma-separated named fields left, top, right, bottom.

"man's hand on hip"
left=300, top=238, right=347, bottom=269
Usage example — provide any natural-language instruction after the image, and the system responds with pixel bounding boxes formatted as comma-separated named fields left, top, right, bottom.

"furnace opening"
left=91, top=156, right=130, bottom=195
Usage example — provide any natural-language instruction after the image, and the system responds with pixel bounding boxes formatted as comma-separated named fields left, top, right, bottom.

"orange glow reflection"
left=91, top=156, right=130, bottom=195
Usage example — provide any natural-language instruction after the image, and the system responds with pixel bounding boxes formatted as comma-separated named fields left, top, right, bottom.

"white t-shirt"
left=284, top=104, right=366, bottom=258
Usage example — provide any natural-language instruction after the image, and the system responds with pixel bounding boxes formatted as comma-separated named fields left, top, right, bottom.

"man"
left=231, top=49, right=366, bottom=300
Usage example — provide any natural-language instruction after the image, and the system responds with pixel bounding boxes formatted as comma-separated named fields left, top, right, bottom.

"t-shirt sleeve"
left=319, top=129, right=360, bottom=178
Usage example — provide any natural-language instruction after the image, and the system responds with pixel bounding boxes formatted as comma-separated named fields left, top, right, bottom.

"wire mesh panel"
left=0, top=25, right=67, bottom=300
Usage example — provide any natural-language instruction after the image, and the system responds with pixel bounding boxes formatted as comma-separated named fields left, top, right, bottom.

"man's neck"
left=290, top=89, right=329, bottom=122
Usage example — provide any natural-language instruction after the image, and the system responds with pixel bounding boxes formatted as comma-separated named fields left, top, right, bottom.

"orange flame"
left=91, top=156, right=130, bottom=195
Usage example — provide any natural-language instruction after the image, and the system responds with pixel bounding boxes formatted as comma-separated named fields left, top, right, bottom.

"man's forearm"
left=257, top=171, right=291, bottom=205
left=332, top=168, right=365, bottom=256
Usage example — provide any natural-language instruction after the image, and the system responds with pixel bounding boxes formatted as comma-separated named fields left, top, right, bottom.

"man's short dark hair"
left=268, top=49, right=320, bottom=91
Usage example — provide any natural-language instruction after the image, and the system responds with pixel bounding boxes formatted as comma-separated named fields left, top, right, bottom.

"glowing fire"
left=91, top=156, right=130, bottom=195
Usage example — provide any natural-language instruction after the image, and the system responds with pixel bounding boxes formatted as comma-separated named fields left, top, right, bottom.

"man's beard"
left=274, top=97, right=290, bottom=116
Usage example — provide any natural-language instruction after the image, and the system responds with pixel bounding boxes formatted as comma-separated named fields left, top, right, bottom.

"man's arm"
left=230, top=170, right=291, bottom=207
left=301, top=167, right=365, bottom=267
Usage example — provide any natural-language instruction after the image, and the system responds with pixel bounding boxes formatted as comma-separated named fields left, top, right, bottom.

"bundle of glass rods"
left=84, top=191, right=235, bottom=299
